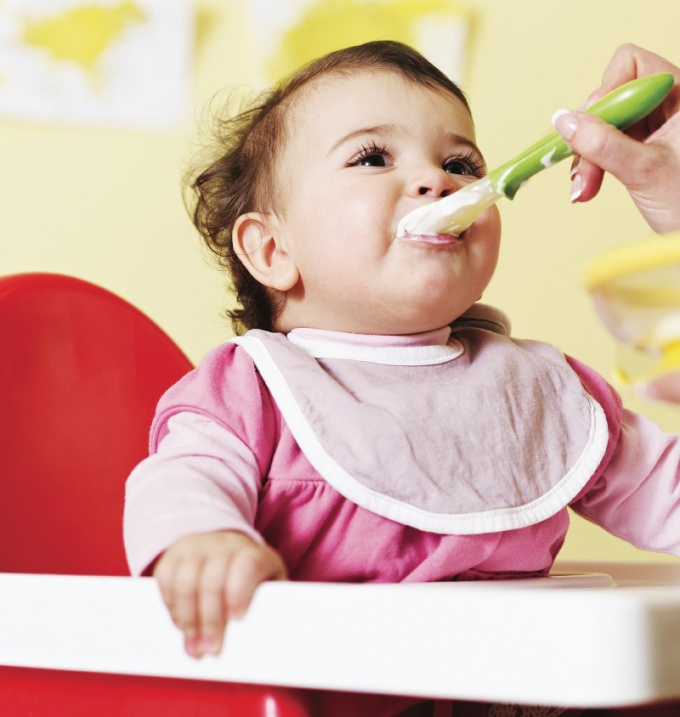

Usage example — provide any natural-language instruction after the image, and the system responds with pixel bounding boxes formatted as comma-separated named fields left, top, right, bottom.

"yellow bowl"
left=585, top=233, right=680, bottom=403
left=585, top=233, right=680, bottom=351
left=585, top=232, right=680, bottom=291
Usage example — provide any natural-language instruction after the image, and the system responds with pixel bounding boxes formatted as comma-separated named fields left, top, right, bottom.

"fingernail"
left=570, top=173, right=584, bottom=203
left=552, top=109, right=578, bottom=142
left=570, top=157, right=581, bottom=180
left=184, top=636, right=201, bottom=658
left=199, top=637, right=219, bottom=655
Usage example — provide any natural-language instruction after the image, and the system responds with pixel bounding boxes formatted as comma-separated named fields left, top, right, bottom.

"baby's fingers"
left=195, top=556, right=232, bottom=656
left=225, top=544, right=288, bottom=621
left=158, top=558, right=202, bottom=646
left=153, top=533, right=288, bottom=659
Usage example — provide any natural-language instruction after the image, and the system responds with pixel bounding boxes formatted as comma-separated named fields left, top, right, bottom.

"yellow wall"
left=3, top=0, right=680, bottom=562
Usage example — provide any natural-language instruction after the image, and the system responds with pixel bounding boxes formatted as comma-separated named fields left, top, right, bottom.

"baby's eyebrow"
left=328, top=125, right=485, bottom=160
left=328, top=124, right=394, bottom=155
left=444, top=133, right=484, bottom=159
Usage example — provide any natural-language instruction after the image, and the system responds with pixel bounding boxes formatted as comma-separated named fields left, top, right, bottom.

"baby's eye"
left=443, top=154, right=485, bottom=177
left=357, top=153, right=388, bottom=167
left=348, top=142, right=392, bottom=168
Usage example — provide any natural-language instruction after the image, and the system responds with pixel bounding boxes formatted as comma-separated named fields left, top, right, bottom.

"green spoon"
left=397, top=72, right=674, bottom=238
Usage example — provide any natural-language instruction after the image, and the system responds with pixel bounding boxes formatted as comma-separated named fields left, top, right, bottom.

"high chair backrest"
left=0, top=273, right=193, bottom=575
left=0, top=273, right=434, bottom=717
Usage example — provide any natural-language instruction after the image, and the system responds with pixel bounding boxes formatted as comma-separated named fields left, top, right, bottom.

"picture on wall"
left=248, top=0, right=470, bottom=86
left=0, top=0, right=193, bottom=129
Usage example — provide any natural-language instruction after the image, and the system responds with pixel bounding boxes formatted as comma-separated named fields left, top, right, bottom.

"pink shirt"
left=124, top=320, right=680, bottom=579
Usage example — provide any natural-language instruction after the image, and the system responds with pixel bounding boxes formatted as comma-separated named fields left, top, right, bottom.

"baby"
left=124, top=41, right=680, bottom=663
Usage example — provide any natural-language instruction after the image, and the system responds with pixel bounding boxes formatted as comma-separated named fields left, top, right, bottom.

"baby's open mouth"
left=398, top=230, right=466, bottom=245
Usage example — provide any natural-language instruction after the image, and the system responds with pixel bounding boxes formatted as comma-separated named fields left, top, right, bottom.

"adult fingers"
left=554, top=111, right=660, bottom=193
left=601, top=44, right=680, bottom=97
left=578, top=45, right=680, bottom=140
left=568, top=156, right=604, bottom=204
left=555, top=109, right=680, bottom=232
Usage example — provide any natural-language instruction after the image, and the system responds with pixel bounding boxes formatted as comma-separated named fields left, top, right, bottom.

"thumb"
left=553, top=109, right=659, bottom=192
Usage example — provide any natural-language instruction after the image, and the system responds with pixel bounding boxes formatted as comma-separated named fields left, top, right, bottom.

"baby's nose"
left=412, top=169, right=457, bottom=198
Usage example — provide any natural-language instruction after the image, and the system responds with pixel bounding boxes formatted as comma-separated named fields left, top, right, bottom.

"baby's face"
left=272, top=69, right=501, bottom=334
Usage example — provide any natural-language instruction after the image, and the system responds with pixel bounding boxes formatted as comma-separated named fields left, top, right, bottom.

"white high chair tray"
left=0, top=560, right=679, bottom=708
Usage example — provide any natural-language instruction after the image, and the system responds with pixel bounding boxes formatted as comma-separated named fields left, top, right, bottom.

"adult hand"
left=153, top=530, right=288, bottom=658
left=553, top=43, right=680, bottom=233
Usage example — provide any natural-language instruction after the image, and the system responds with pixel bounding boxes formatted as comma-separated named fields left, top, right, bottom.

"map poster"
left=248, top=0, right=470, bottom=87
left=0, top=0, right=193, bottom=129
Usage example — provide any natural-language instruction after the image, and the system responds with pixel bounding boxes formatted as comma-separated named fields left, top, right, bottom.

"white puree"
left=540, top=147, right=559, bottom=169
left=396, top=176, right=500, bottom=238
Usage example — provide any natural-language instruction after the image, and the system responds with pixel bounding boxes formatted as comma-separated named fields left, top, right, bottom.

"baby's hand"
left=153, top=531, right=287, bottom=658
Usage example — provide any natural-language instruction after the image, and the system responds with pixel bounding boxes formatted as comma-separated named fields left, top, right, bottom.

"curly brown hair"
left=187, top=40, right=471, bottom=334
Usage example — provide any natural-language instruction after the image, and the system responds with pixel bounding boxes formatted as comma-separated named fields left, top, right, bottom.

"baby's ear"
left=232, top=213, right=299, bottom=291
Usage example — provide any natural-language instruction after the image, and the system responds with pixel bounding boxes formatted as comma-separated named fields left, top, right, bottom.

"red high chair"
left=0, top=273, right=431, bottom=716
left=0, top=272, right=193, bottom=576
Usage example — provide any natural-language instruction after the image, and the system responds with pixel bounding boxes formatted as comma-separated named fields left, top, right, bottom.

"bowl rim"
left=584, top=232, right=680, bottom=290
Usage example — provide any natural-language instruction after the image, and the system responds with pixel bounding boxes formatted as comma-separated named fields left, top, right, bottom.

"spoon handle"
left=488, top=72, right=674, bottom=200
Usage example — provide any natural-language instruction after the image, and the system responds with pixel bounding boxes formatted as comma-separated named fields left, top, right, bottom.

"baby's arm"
left=124, top=411, right=287, bottom=657
left=572, top=407, right=680, bottom=555
left=153, top=529, right=286, bottom=658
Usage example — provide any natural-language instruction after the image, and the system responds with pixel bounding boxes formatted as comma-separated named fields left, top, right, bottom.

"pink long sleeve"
left=123, top=335, right=680, bottom=584
left=123, top=412, right=265, bottom=576
left=571, top=407, right=680, bottom=555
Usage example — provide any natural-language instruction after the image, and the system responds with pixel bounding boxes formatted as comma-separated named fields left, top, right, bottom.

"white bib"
left=233, top=311, right=608, bottom=535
